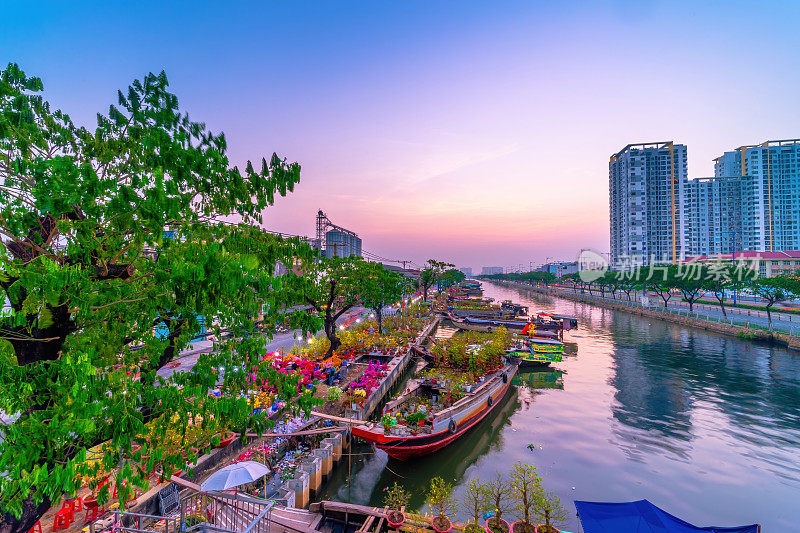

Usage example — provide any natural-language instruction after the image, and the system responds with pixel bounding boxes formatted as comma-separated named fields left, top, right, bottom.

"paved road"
left=156, top=305, right=390, bottom=380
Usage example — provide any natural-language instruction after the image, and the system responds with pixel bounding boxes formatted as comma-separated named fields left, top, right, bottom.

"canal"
left=318, top=281, right=800, bottom=531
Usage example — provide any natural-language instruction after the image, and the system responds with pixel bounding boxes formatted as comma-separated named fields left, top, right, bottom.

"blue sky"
left=3, top=1, right=800, bottom=270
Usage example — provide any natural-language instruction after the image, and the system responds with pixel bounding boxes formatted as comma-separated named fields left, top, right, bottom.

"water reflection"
left=323, top=281, right=800, bottom=531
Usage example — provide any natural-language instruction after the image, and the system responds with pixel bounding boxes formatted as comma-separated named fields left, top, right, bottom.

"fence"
left=180, top=491, right=274, bottom=533
left=514, top=282, right=800, bottom=338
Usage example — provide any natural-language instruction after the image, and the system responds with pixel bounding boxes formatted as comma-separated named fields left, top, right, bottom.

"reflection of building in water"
left=608, top=310, right=800, bottom=463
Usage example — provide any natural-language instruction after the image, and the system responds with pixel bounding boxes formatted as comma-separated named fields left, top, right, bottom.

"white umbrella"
left=200, top=461, right=271, bottom=492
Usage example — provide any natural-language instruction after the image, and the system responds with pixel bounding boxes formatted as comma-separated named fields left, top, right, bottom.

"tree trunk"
left=376, top=307, right=383, bottom=334
left=766, top=304, right=773, bottom=330
left=324, top=312, right=341, bottom=358
left=715, top=293, right=728, bottom=319
left=1, top=492, right=53, bottom=533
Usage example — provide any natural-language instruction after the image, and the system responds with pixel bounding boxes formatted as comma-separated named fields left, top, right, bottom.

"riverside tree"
left=420, top=259, right=455, bottom=300
left=360, top=263, right=406, bottom=334
left=293, top=255, right=375, bottom=357
left=0, top=63, right=317, bottom=532
left=438, top=268, right=466, bottom=290
left=674, top=263, right=707, bottom=314
left=644, top=264, right=680, bottom=308
left=749, top=275, right=798, bottom=329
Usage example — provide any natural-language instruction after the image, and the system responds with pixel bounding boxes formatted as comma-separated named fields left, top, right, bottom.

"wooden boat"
left=501, top=300, right=529, bottom=317
left=507, top=337, right=562, bottom=368
left=446, top=313, right=531, bottom=331
left=351, top=360, right=518, bottom=460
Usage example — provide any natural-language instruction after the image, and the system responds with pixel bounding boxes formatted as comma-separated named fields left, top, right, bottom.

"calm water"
left=319, top=281, right=800, bottom=531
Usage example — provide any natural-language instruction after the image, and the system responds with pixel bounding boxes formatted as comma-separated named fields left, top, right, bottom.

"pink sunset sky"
left=4, top=1, right=799, bottom=271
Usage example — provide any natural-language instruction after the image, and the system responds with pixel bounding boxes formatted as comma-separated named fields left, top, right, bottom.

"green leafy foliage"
left=290, top=255, right=383, bottom=357
left=0, top=63, right=316, bottom=530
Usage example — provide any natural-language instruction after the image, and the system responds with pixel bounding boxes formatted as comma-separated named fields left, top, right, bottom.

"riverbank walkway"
left=529, top=282, right=800, bottom=336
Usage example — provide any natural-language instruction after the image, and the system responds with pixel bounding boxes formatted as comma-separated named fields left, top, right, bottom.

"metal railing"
left=181, top=491, right=274, bottom=533
left=87, top=510, right=180, bottom=533
left=517, top=283, right=800, bottom=338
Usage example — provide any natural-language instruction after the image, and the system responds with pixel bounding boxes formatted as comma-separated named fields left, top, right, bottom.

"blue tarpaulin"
left=574, top=500, right=760, bottom=533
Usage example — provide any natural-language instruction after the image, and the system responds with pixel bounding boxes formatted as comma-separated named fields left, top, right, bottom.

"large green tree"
left=438, top=268, right=466, bottom=290
left=0, top=64, right=316, bottom=532
left=360, top=264, right=406, bottom=334
left=419, top=259, right=454, bottom=300
left=292, top=255, right=374, bottom=357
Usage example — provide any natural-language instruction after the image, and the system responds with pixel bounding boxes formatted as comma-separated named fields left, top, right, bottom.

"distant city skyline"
left=3, top=1, right=800, bottom=267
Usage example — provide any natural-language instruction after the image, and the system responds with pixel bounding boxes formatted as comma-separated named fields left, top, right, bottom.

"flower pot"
left=511, top=521, right=536, bottom=533
left=534, top=526, right=559, bottom=533
left=216, top=431, right=236, bottom=448
left=464, top=524, right=484, bottom=533
left=485, top=517, right=510, bottom=533
left=386, top=510, right=405, bottom=527
left=432, top=515, right=452, bottom=533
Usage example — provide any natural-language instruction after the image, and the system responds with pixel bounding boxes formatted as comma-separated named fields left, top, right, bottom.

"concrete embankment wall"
left=497, top=281, right=800, bottom=353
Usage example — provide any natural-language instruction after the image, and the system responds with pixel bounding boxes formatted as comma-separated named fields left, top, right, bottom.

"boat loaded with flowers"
left=352, top=326, right=518, bottom=460
left=352, top=358, right=518, bottom=460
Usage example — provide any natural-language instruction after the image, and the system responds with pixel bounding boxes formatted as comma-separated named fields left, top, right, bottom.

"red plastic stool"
left=29, top=520, right=42, bottom=533
left=51, top=510, right=71, bottom=531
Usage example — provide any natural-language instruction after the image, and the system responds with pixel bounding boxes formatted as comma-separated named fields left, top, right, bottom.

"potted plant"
left=532, top=485, right=568, bottom=533
left=509, top=462, right=541, bottom=533
left=483, top=471, right=514, bottom=533
left=383, top=482, right=410, bottom=528
left=381, top=415, right=394, bottom=434
left=460, top=478, right=489, bottom=533
left=427, top=477, right=456, bottom=533
left=216, top=428, right=237, bottom=448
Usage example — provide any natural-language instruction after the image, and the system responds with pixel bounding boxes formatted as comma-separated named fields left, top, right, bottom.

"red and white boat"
left=351, top=360, right=518, bottom=460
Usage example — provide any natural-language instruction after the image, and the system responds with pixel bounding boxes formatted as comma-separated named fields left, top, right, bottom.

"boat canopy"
left=574, top=500, right=760, bottom=533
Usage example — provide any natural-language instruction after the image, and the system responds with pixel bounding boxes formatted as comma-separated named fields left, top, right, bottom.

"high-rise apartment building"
left=610, top=139, right=800, bottom=265
left=683, top=176, right=743, bottom=256
left=712, top=140, right=800, bottom=252
left=609, top=142, right=688, bottom=266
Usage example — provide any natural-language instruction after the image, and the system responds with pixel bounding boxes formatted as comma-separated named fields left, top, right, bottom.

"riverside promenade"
left=493, top=280, right=800, bottom=351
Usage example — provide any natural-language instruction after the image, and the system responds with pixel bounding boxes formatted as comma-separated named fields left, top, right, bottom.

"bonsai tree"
left=459, top=478, right=489, bottom=533
left=427, top=477, right=456, bottom=532
left=509, top=462, right=541, bottom=533
left=482, top=471, right=515, bottom=533
left=383, top=482, right=411, bottom=525
left=531, top=486, right=568, bottom=533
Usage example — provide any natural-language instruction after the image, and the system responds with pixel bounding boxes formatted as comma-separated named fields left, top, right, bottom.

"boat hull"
left=352, top=365, right=517, bottom=460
